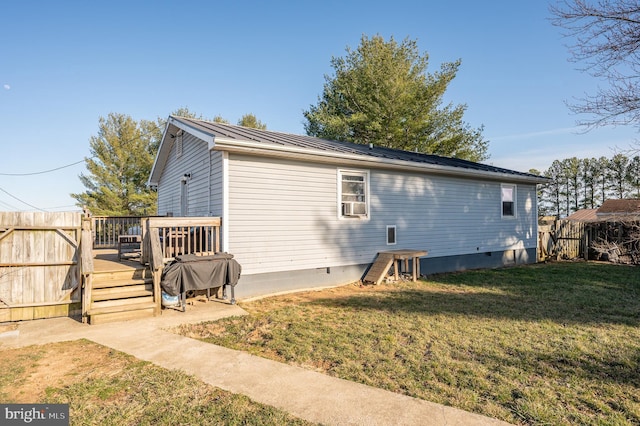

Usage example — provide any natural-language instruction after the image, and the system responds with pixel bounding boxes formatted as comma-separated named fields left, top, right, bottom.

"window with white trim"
left=501, top=184, right=516, bottom=217
left=338, top=169, right=369, bottom=218
left=387, top=225, right=397, bottom=245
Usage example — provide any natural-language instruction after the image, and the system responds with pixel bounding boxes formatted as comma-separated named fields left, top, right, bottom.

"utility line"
left=0, top=120, right=165, bottom=210
left=0, top=198, right=19, bottom=210
left=0, top=159, right=87, bottom=176
left=42, top=204, right=79, bottom=210
left=0, top=121, right=163, bottom=177
left=0, top=186, right=46, bottom=212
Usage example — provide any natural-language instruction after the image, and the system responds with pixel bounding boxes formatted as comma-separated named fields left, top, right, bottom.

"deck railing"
left=82, top=216, right=223, bottom=318
left=142, top=217, right=222, bottom=314
left=92, top=216, right=144, bottom=248
left=143, top=217, right=222, bottom=263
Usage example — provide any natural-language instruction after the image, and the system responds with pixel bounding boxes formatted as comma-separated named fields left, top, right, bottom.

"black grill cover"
left=160, top=253, right=242, bottom=297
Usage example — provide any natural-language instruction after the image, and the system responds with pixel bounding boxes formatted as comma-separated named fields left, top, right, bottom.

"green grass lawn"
left=0, top=340, right=314, bottom=426
left=176, top=262, right=640, bottom=425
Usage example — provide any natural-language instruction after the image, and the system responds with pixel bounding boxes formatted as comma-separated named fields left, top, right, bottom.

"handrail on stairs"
left=80, top=216, right=95, bottom=323
left=143, top=216, right=222, bottom=315
left=145, top=221, right=164, bottom=316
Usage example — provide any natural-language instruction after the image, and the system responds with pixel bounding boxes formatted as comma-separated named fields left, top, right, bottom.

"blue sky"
left=1, top=1, right=638, bottom=212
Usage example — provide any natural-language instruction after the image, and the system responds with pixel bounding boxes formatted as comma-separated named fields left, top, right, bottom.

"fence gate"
left=0, top=211, right=82, bottom=321
left=538, top=219, right=586, bottom=261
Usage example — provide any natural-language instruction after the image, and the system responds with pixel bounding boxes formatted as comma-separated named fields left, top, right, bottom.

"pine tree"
left=238, top=113, right=267, bottom=129
left=303, top=35, right=488, bottom=162
left=72, top=113, right=159, bottom=215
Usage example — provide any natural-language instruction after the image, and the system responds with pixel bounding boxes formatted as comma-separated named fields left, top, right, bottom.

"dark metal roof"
left=174, top=116, right=544, bottom=180
left=597, top=199, right=640, bottom=214
left=565, top=209, right=598, bottom=222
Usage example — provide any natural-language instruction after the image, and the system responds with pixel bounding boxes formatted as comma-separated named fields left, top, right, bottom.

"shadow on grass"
left=309, top=262, right=640, bottom=326
left=301, top=263, right=640, bottom=391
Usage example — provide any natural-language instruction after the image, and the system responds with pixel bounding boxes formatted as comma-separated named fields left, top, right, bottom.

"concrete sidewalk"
left=1, top=303, right=511, bottom=426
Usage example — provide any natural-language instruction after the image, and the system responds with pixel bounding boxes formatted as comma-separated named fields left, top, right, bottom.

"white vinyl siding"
left=226, top=154, right=538, bottom=275
left=156, top=134, right=222, bottom=217
left=228, top=155, right=358, bottom=274
left=372, top=172, right=537, bottom=258
left=208, top=151, right=224, bottom=216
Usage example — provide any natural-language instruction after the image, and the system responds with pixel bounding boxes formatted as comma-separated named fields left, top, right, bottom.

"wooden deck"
left=93, top=249, right=143, bottom=272
left=83, top=249, right=154, bottom=324
left=0, top=215, right=224, bottom=324
left=88, top=248, right=232, bottom=324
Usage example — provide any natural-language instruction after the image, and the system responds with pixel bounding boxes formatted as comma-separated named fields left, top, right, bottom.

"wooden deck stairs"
left=85, top=265, right=157, bottom=324
left=362, top=252, right=395, bottom=285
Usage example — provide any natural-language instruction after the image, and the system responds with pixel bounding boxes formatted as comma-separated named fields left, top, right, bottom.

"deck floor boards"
left=93, top=249, right=143, bottom=272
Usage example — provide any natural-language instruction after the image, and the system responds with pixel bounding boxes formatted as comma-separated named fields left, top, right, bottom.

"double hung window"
left=339, top=170, right=369, bottom=218
left=501, top=184, right=516, bottom=217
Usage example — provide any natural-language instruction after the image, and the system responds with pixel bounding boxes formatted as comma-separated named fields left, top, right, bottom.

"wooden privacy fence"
left=0, top=211, right=84, bottom=321
left=538, top=219, right=587, bottom=261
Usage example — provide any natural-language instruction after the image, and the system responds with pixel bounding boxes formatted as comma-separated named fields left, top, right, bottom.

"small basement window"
left=338, top=169, right=369, bottom=218
left=387, top=225, right=397, bottom=245
left=501, top=184, right=516, bottom=217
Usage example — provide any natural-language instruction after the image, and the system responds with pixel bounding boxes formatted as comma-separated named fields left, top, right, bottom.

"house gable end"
left=149, top=116, right=216, bottom=186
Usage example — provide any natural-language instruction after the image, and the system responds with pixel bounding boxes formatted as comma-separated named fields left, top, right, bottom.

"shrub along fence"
left=539, top=218, right=640, bottom=264
left=585, top=218, right=640, bottom=264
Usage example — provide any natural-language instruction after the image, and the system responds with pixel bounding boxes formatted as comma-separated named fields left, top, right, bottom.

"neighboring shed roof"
left=149, top=115, right=550, bottom=186
left=565, top=209, right=598, bottom=222
left=597, top=199, right=640, bottom=215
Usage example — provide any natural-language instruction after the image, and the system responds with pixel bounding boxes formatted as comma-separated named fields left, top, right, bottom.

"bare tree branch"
left=551, top=0, right=640, bottom=135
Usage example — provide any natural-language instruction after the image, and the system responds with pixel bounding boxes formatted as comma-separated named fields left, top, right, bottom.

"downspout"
left=208, top=150, right=212, bottom=216
left=222, top=151, right=230, bottom=252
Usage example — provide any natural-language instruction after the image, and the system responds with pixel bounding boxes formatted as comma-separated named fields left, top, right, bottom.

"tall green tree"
left=562, top=157, right=582, bottom=214
left=536, top=153, right=640, bottom=217
left=627, top=156, right=640, bottom=197
left=212, top=115, right=230, bottom=124
left=581, top=157, right=599, bottom=209
left=596, top=156, right=612, bottom=203
left=609, top=153, right=630, bottom=198
left=303, top=35, right=488, bottom=162
left=72, top=113, right=159, bottom=215
left=543, top=160, right=565, bottom=217
left=172, top=106, right=206, bottom=120
left=238, top=113, right=267, bottom=129
left=167, top=108, right=267, bottom=128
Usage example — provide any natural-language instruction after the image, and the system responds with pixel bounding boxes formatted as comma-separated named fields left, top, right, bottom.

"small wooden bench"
left=363, top=249, right=428, bottom=284
left=118, top=235, right=142, bottom=261
left=384, top=249, right=428, bottom=282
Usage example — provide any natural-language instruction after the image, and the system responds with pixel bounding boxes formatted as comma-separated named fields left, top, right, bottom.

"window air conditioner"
left=343, top=202, right=366, bottom=217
